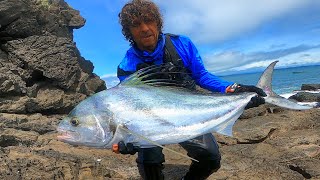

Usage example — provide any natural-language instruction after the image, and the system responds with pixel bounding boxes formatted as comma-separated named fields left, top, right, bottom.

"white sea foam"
left=293, top=90, right=320, bottom=94
left=280, top=93, right=296, bottom=99
left=280, top=90, right=320, bottom=108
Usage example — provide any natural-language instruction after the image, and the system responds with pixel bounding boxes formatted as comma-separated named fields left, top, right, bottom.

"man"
left=116, top=0, right=266, bottom=179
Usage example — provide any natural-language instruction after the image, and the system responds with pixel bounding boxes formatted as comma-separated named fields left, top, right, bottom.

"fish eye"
left=70, top=117, right=80, bottom=126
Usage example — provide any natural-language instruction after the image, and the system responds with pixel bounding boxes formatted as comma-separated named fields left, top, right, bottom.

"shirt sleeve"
left=117, top=57, right=131, bottom=82
left=117, top=51, right=138, bottom=82
left=176, top=36, right=234, bottom=93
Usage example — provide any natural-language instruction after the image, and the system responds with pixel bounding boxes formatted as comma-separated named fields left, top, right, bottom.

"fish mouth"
left=57, top=129, right=80, bottom=142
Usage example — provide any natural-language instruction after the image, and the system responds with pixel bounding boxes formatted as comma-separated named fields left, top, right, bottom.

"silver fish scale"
left=105, top=85, right=256, bottom=145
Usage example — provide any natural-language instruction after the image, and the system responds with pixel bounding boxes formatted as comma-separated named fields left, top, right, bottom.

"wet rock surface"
left=1, top=0, right=320, bottom=179
left=289, top=92, right=320, bottom=103
left=301, top=84, right=320, bottom=91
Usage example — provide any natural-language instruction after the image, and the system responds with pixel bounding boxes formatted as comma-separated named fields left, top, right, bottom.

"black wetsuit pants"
left=136, top=133, right=221, bottom=180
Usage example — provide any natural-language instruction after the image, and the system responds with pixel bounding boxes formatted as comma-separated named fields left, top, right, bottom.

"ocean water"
left=221, top=65, right=320, bottom=95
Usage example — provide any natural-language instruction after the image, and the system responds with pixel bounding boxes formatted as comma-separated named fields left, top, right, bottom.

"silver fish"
left=57, top=61, right=312, bottom=151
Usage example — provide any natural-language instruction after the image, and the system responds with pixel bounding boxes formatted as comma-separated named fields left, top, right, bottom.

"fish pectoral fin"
left=118, top=125, right=199, bottom=162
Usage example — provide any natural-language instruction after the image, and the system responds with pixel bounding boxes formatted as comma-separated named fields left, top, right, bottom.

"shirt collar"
left=131, top=33, right=165, bottom=62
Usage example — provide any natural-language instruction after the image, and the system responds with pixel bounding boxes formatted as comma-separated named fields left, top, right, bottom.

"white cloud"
left=101, top=74, right=119, bottom=89
left=101, top=73, right=117, bottom=79
left=156, top=0, right=318, bottom=44
left=203, top=51, right=247, bottom=72
left=204, top=47, right=320, bottom=75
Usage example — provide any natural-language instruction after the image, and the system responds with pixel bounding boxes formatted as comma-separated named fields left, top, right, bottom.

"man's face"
left=129, top=19, right=159, bottom=52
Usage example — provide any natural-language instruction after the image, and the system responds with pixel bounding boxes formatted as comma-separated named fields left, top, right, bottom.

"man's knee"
left=136, top=147, right=165, bottom=180
left=195, top=152, right=221, bottom=174
left=183, top=159, right=221, bottom=180
left=180, top=141, right=221, bottom=162
left=136, top=147, right=165, bottom=164
left=180, top=134, right=221, bottom=161
left=207, top=158, right=221, bottom=172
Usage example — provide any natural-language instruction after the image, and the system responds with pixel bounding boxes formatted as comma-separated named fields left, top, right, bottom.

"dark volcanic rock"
left=0, top=0, right=85, bottom=41
left=0, top=1, right=109, bottom=178
left=289, top=92, right=320, bottom=102
left=0, top=0, right=106, bottom=115
left=301, top=84, right=320, bottom=91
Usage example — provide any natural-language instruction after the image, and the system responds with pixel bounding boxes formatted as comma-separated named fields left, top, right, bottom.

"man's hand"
left=113, top=141, right=139, bottom=155
left=226, top=83, right=267, bottom=109
left=245, top=96, right=265, bottom=109
left=233, top=84, right=267, bottom=97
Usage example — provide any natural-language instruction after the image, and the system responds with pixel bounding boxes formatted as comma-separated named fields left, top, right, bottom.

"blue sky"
left=65, top=0, right=320, bottom=86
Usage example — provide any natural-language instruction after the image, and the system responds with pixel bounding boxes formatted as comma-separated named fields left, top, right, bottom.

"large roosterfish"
left=57, top=61, right=312, bottom=161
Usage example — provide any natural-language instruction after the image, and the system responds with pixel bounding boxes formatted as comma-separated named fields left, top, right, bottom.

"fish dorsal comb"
left=119, top=63, right=193, bottom=88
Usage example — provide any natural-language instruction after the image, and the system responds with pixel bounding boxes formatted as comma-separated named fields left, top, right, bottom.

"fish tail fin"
left=118, top=125, right=199, bottom=162
left=256, top=61, right=312, bottom=110
left=256, top=61, right=278, bottom=97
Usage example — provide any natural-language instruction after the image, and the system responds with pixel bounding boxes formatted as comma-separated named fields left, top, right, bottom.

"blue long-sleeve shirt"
left=117, top=33, right=233, bottom=93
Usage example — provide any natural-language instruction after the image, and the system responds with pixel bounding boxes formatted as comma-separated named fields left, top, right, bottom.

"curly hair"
left=119, top=0, right=163, bottom=45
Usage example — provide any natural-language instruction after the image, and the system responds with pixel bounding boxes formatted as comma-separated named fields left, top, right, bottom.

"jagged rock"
left=0, top=96, right=30, bottom=114
left=0, top=66, right=26, bottom=95
left=289, top=92, right=320, bottom=102
left=0, top=1, right=110, bottom=178
left=25, top=87, right=87, bottom=114
left=213, top=108, right=320, bottom=180
left=0, top=0, right=27, bottom=28
left=4, top=35, right=83, bottom=90
left=301, top=84, right=320, bottom=91
left=0, top=0, right=106, bottom=115
left=0, top=113, right=62, bottom=135
left=0, top=0, right=85, bottom=41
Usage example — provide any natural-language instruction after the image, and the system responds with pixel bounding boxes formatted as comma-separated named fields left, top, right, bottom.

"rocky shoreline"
left=0, top=96, right=319, bottom=179
left=0, top=0, right=319, bottom=179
